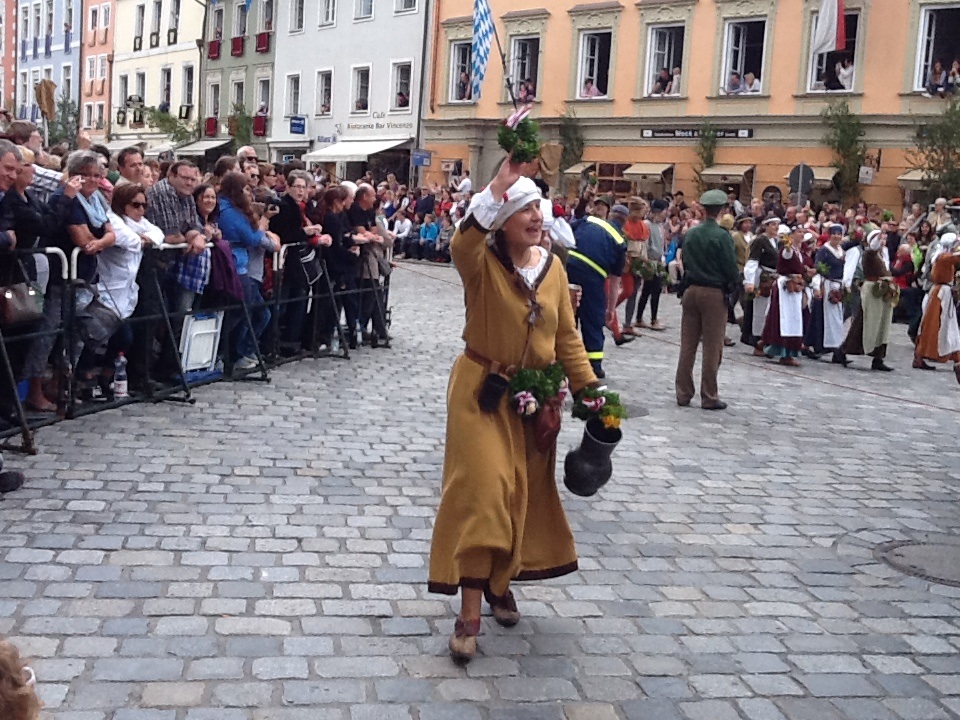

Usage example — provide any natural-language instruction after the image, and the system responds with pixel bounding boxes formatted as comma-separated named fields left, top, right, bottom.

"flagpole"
left=491, top=24, right=517, bottom=109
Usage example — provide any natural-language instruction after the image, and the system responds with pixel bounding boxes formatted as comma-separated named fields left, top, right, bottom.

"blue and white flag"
left=471, top=0, right=494, bottom=100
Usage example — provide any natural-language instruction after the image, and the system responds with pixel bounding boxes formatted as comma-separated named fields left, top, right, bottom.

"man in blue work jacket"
left=567, top=203, right=630, bottom=379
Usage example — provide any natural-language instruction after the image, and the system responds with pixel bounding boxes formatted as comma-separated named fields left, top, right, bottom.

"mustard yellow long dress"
left=427, top=215, right=597, bottom=602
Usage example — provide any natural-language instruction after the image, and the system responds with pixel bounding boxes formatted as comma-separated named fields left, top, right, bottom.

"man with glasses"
left=237, top=146, right=258, bottom=167
left=243, top=162, right=261, bottom=188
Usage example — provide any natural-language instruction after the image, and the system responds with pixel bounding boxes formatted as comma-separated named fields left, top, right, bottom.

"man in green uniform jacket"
left=675, top=189, right=741, bottom=410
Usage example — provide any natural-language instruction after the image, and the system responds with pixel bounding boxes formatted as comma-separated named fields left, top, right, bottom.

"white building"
left=269, top=0, right=427, bottom=182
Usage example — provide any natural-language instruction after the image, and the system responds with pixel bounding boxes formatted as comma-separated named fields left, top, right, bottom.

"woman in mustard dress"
left=428, top=159, right=599, bottom=662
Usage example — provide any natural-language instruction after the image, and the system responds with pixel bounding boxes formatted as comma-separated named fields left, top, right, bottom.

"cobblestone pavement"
left=2, top=261, right=960, bottom=720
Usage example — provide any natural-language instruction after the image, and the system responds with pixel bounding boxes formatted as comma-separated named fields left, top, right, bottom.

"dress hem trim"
left=427, top=561, right=579, bottom=597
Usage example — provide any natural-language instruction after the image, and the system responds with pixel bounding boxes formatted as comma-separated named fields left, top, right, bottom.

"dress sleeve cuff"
left=465, top=187, right=503, bottom=231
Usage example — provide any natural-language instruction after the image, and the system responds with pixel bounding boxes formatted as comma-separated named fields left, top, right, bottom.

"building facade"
left=1, top=1, right=17, bottom=113
left=269, top=0, right=428, bottom=180
left=110, top=0, right=204, bottom=153
left=423, top=0, right=959, bottom=209
left=79, top=0, right=115, bottom=142
left=15, top=0, right=80, bottom=124
left=197, top=0, right=277, bottom=160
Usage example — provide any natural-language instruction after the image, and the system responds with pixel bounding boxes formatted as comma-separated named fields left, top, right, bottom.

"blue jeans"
left=233, top=275, right=271, bottom=360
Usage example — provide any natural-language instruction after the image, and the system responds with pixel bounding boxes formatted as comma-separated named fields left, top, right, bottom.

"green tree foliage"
left=47, top=96, right=79, bottom=147
left=909, top=98, right=960, bottom=199
left=144, top=107, right=197, bottom=145
left=559, top=110, right=585, bottom=173
left=228, top=104, right=253, bottom=148
left=693, top=123, right=718, bottom=193
left=821, top=100, right=866, bottom=203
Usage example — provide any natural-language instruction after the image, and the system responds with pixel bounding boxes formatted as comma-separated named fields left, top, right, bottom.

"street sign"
left=788, top=163, right=815, bottom=195
left=412, top=149, right=431, bottom=167
left=290, top=116, right=306, bottom=135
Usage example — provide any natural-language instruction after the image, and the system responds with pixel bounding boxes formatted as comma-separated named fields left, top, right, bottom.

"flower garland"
left=572, top=388, right=627, bottom=430
left=508, top=363, right=567, bottom=418
left=631, top=257, right=668, bottom=281
left=871, top=278, right=901, bottom=307
left=497, top=105, right=541, bottom=164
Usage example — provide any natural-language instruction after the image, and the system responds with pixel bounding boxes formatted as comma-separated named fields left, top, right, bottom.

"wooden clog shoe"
left=487, top=588, right=521, bottom=628
left=448, top=617, right=481, bottom=663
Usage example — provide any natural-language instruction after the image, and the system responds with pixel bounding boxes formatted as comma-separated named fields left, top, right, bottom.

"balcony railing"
left=204, top=117, right=218, bottom=137
left=252, top=114, right=268, bottom=136
left=255, top=31, right=270, bottom=53
left=230, top=35, right=245, bottom=56
left=44, top=35, right=52, bottom=57
left=207, top=39, right=220, bottom=59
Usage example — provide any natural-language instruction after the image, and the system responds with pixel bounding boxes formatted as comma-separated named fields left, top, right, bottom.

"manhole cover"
left=875, top=537, right=960, bottom=587
left=622, top=402, right=649, bottom=418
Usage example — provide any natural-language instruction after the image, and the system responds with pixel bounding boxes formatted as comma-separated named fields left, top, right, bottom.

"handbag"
left=0, top=283, right=42, bottom=326
left=534, top=395, right=563, bottom=452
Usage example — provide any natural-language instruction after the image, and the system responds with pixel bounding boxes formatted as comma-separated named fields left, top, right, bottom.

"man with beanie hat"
left=675, top=189, right=739, bottom=410
left=567, top=201, right=630, bottom=378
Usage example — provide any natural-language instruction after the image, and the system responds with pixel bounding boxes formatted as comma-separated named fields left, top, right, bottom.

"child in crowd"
left=404, top=214, right=423, bottom=259
left=0, top=639, right=41, bottom=720
left=419, top=213, right=440, bottom=260
left=435, top=214, right=455, bottom=263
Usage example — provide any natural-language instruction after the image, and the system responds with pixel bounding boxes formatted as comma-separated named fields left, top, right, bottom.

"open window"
left=578, top=31, right=612, bottom=98
left=208, top=82, right=221, bottom=116
left=183, top=65, right=194, bottom=106
left=286, top=74, right=300, bottom=115
left=315, top=70, right=332, bottom=115
left=511, top=36, right=539, bottom=101
left=809, top=12, right=858, bottom=92
left=449, top=41, right=473, bottom=102
left=916, top=5, right=960, bottom=92
left=256, top=77, right=269, bottom=114
left=234, top=1, right=248, bottom=36
left=320, top=0, right=336, bottom=26
left=355, top=0, right=372, bottom=20
left=290, top=0, right=304, bottom=31
left=352, top=66, right=370, bottom=113
left=392, top=62, right=412, bottom=111
left=395, top=0, right=416, bottom=12
left=721, top=19, right=766, bottom=94
left=646, top=25, right=684, bottom=96
left=210, top=6, right=222, bottom=39
left=232, top=79, right=244, bottom=108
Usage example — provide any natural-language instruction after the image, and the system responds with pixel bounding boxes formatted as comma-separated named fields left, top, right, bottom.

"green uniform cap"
left=699, top=189, right=728, bottom=207
left=595, top=194, right=613, bottom=207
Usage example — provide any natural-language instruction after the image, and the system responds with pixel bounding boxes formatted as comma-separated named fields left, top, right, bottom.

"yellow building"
left=423, top=0, right=958, bottom=209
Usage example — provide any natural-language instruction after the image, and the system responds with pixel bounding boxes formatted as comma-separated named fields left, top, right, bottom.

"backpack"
left=207, top=235, right=244, bottom=302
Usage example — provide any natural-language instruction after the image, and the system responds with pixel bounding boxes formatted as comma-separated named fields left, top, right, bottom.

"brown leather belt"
left=464, top=347, right=518, bottom=377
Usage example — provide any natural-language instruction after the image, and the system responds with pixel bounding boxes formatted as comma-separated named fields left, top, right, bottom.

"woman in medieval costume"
left=741, top=216, right=780, bottom=352
left=761, top=229, right=806, bottom=366
left=806, top=224, right=848, bottom=364
left=428, top=158, right=599, bottom=663
left=838, top=229, right=895, bottom=371
left=914, top=232, right=960, bottom=382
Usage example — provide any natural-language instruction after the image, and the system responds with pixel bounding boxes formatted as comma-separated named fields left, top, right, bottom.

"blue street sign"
left=290, top=116, right=306, bottom=135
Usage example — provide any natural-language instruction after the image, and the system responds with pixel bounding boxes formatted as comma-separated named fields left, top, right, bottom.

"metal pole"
left=491, top=23, right=517, bottom=109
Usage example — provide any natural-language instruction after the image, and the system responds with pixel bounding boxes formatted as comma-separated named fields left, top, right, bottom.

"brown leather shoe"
left=448, top=616, right=481, bottom=663
left=489, top=589, right=521, bottom=627
left=779, top=357, right=801, bottom=367
left=752, top=347, right=766, bottom=357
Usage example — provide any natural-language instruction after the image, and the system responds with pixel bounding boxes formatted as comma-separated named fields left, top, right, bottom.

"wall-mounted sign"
left=641, top=128, right=754, bottom=140
left=315, top=135, right=337, bottom=144
left=412, top=149, right=431, bottom=167
left=290, top=116, right=306, bottom=135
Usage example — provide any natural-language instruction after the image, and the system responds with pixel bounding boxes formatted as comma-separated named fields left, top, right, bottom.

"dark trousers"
left=636, top=274, right=663, bottom=323
left=334, top=274, right=360, bottom=342
left=567, top=261, right=606, bottom=366
left=359, top=278, right=387, bottom=339
left=675, top=286, right=727, bottom=405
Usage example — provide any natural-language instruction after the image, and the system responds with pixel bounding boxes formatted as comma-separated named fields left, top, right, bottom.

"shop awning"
left=302, top=138, right=409, bottom=162
left=623, top=162, right=673, bottom=181
left=105, top=139, right=144, bottom=152
left=781, top=166, right=837, bottom=189
left=897, top=168, right=929, bottom=191
left=144, top=143, right=175, bottom=157
left=174, top=139, right=231, bottom=156
left=562, top=162, right=594, bottom=176
left=699, top=164, right=755, bottom=183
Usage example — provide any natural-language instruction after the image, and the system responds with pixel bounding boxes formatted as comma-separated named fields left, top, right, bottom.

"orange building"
left=79, top=0, right=114, bottom=142
left=423, top=0, right=957, bottom=209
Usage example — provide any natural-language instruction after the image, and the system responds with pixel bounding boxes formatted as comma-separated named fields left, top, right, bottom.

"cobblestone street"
left=2, top=262, right=959, bottom=720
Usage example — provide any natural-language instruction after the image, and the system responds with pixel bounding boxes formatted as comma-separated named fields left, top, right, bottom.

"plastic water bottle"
left=114, top=353, right=128, bottom=399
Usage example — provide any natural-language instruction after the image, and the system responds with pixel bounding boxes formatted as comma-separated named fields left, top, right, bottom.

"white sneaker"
left=234, top=356, right=259, bottom=370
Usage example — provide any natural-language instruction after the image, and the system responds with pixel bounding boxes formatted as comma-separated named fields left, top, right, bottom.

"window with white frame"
left=86, top=56, right=96, bottom=81
left=256, top=77, right=270, bottom=112
left=232, top=79, right=244, bottom=108
left=61, top=64, right=72, bottom=98
left=286, top=74, right=300, bottom=115
left=315, top=70, right=332, bottom=114
left=511, top=36, right=540, bottom=99
left=64, top=0, right=73, bottom=31
left=101, top=2, right=110, bottom=27
left=721, top=19, right=766, bottom=94
left=261, top=0, right=273, bottom=31
left=395, top=0, right=416, bottom=12
left=151, top=0, right=161, bottom=33
left=88, top=5, right=98, bottom=31
left=44, top=0, right=53, bottom=35
left=160, top=67, right=172, bottom=106
left=19, top=6, right=28, bottom=40
left=18, top=72, right=28, bottom=109
left=646, top=25, right=684, bottom=96
left=134, top=4, right=145, bottom=38
left=808, top=12, right=858, bottom=92
left=915, top=6, right=960, bottom=92
left=578, top=30, right=612, bottom=97
left=83, top=102, right=93, bottom=127
left=211, top=6, right=223, bottom=39
left=209, top=82, right=221, bottom=116
left=118, top=73, right=128, bottom=105
left=391, top=62, right=412, bottom=110
left=43, top=67, right=52, bottom=81
left=168, top=0, right=179, bottom=29
left=355, top=0, right=372, bottom=20
left=31, top=3, right=40, bottom=38
left=449, top=41, right=472, bottom=101
left=95, top=102, right=104, bottom=128
left=234, top=1, right=247, bottom=36
left=320, top=0, right=336, bottom=25
left=97, top=54, right=107, bottom=79
left=352, top=66, right=370, bottom=112
left=291, top=0, right=304, bottom=32
left=183, top=65, right=194, bottom=105
left=135, top=71, right=145, bottom=99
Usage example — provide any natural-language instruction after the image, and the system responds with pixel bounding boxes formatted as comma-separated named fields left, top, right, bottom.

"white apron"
left=752, top=296, right=770, bottom=337
left=777, top=277, right=804, bottom=338
left=923, top=285, right=960, bottom=356
left=822, top=279, right=846, bottom=349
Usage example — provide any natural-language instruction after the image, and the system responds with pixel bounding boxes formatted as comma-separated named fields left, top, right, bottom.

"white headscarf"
left=930, top=232, right=958, bottom=266
left=867, top=228, right=883, bottom=251
left=541, top=198, right=575, bottom=248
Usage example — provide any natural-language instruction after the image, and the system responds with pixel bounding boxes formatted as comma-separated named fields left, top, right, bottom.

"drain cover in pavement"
left=876, top=537, right=960, bottom=587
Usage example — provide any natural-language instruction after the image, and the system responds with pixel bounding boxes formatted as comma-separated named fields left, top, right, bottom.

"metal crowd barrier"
left=0, top=240, right=393, bottom=455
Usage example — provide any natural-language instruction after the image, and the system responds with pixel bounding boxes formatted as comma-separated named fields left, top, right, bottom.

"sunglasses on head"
left=128, top=201, right=147, bottom=209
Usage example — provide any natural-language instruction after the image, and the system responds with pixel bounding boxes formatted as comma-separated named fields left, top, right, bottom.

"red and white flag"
left=810, top=0, right=846, bottom=56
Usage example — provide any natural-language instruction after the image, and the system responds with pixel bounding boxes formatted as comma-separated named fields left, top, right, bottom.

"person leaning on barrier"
left=674, top=189, right=740, bottom=411
left=114, top=147, right=144, bottom=187
left=330, top=183, right=362, bottom=349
